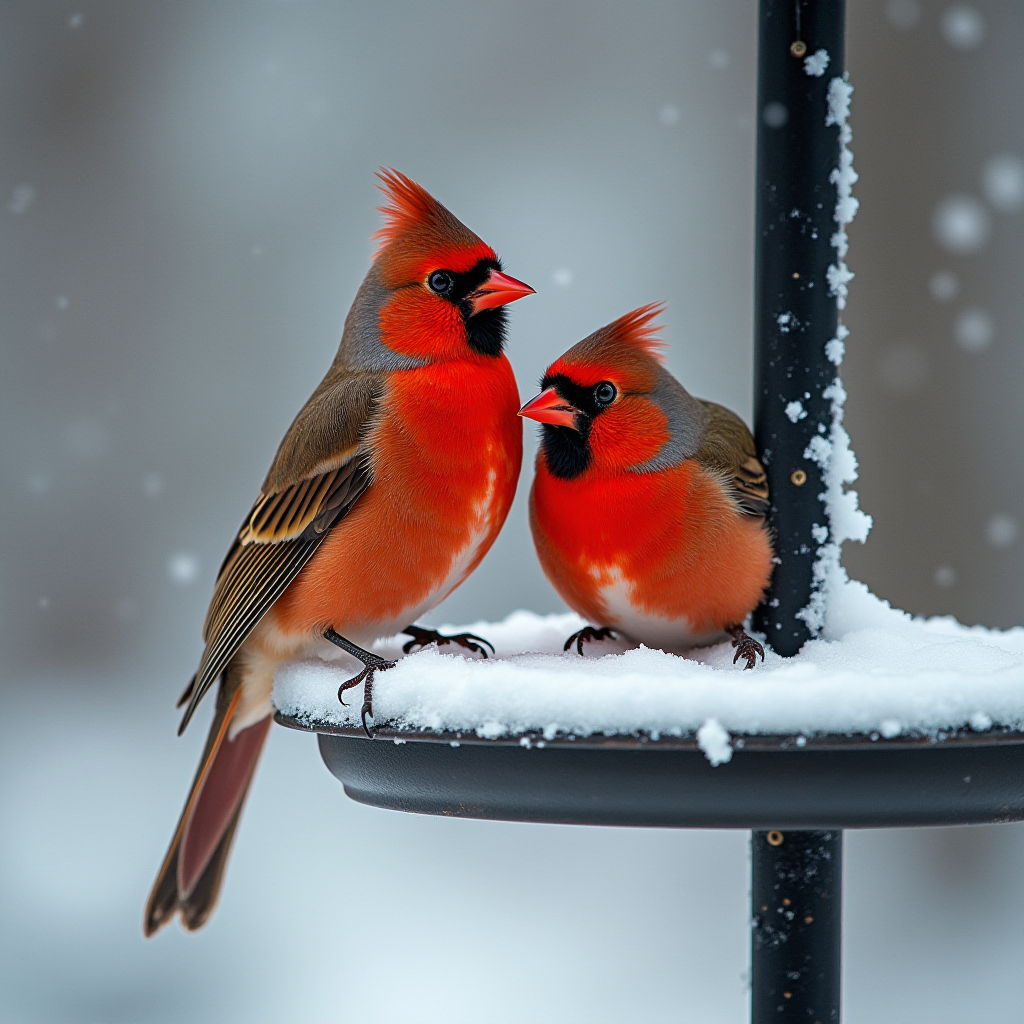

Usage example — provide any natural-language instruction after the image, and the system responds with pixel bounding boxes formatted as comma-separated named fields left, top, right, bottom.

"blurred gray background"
left=2, top=2, right=1023, bottom=1021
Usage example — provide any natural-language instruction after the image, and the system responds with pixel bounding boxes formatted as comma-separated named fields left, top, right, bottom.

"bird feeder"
left=276, top=3, right=1024, bottom=1020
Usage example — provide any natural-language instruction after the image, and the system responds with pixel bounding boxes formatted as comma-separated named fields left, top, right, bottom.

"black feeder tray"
left=283, top=4, right=1019, bottom=1021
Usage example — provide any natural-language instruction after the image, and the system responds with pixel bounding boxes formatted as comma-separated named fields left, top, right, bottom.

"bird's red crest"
left=547, top=303, right=668, bottom=385
left=371, top=169, right=491, bottom=272
left=602, top=303, right=668, bottom=364
left=373, top=169, right=439, bottom=252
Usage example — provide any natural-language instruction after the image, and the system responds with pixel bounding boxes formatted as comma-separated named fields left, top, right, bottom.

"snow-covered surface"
left=273, top=578, right=1024, bottom=761
left=804, top=49, right=830, bottom=77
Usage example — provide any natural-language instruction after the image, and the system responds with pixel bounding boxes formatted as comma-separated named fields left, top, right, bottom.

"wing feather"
left=694, top=400, right=770, bottom=519
left=179, top=368, right=382, bottom=735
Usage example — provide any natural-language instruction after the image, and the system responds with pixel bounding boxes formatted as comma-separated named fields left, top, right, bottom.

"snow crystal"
left=981, top=155, right=1024, bottom=213
left=824, top=323, right=848, bottom=366
left=825, top=76, right=858, bottom=310
left=955, top=308, right=993, bottom=352
left=697, top=719, right=733, bottom=766
left=804, top=50, right=830, bottom=78
left=777, top=312, right=793, bottom=333
left=879, top=718, right=902, bottom=739
left=272, top=602, right=1024, bottom=743
left=929, top=271, right=959, bottom=302
left=785, top=400, right=807, bottom=423
left=933, top=195, right=991, bottom=254
left=942, top=5, right=985, bottom=50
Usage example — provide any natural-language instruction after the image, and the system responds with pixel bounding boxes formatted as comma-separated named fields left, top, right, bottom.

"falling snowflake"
left=168, top=553, right=200, bottom=585
left=143, top=473, right=165, bottom=497
left=986, top=516, right=1018, bottom=549
left=929, top=271, right=958, bottom=302
left=9, top=184, right=35, bottom=214
left=942, top=5, right=985, bottom=49
left=933, top=194, right=991, bottom=254
left=981, top=154, right=1024, bottom=212
left=955, top=308, right=992, bottom=352
left=658, top=104, right=680, bottom=126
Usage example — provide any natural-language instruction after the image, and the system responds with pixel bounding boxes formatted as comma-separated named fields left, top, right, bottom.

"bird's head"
left=369, top=169, right=533, bottom=362
left=520, top=304, right=681, bottom=479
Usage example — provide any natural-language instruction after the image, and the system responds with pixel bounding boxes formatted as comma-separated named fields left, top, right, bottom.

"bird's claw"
left=727, top=625, right=764, bottom=670
left=401, top=625, right=494, bottom=658
left=336, top=654, right=396, bottom=738
left=563, top=625, right=617, bottom=656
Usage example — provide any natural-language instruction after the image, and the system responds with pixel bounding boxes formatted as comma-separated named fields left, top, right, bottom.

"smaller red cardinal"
left=521, top=305, right=773, bottom=666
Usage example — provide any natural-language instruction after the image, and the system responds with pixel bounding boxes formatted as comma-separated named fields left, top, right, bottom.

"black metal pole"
left=751, top=3, right=846, bottom=1021
left=752, top=830, right=843, bottom=1023
left=753, top=0, right=846, bottom=656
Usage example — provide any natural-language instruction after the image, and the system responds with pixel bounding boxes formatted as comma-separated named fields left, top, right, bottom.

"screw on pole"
left=752, top=830, right=843, bottom=1023
left=753, top=0, right=846, bottom=658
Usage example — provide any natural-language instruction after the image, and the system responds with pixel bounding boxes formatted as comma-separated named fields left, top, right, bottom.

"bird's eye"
left=594, top=381, right=617, bottom=406
left=428, top=271, right=453, bottom=294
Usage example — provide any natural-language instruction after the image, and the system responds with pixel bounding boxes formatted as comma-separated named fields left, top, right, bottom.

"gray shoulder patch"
left=628, top=366, right=708, bottom=473
left=334, top=263, right=428, bottom=372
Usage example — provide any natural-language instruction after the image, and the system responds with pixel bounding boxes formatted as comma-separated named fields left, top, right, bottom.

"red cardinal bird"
left=521, top=305, right=772, bottom=664
left=144, top=170, right=532, bottom=935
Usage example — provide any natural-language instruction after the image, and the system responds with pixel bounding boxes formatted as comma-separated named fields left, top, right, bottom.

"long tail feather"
left=144, top=667, right=270, bottom=936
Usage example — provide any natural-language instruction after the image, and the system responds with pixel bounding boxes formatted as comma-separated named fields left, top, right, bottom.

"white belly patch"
left=597, top=570, right=726, bottom=652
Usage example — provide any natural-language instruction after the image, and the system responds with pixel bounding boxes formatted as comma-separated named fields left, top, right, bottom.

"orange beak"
left=469, top=269, right=535, bottom=315
left=518, top=387, right=580, bottom=430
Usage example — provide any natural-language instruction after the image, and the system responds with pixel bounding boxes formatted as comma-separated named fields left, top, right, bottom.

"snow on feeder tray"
left=273, top=4, right=1022, bottom=1022
left=273, top=592, right=1024, bottom=829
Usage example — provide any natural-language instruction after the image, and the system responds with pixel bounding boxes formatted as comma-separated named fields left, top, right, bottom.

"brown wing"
left=177, top=368, right=383, bottom=735
left=694, top=400, right=770, bottom=519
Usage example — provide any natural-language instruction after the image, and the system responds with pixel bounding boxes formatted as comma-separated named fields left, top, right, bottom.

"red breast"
left=273, top=355, right=522, bottom=636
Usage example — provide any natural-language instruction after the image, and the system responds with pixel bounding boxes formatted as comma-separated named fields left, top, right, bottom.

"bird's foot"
left=563, top=625, right=617, bottom=656
left=401, top=625, right=494, bottom=658
left=727, top=624, right=764, bottom=670
left=324, top=628, right=396, bottom=737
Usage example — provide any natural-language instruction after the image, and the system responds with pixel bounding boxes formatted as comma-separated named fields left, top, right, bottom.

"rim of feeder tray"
left=274, top=711, right=1024, bottom=752
left=280, top=710, right=1024, bottom=830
